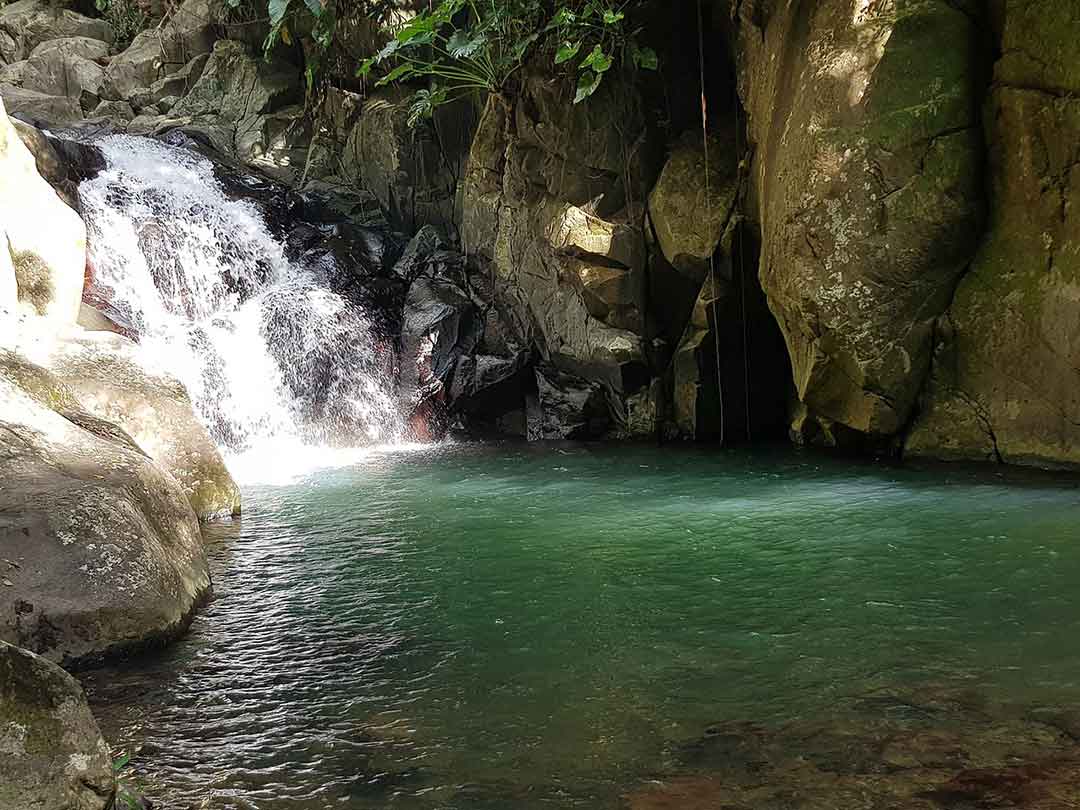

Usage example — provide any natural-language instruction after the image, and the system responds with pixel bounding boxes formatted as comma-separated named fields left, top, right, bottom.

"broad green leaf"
left=603, top=9, right=624, bottom=24
left=555, top=40, right=581, bottom=65
left=268, top=0, right=291, bottom=25
left=580, top=45, right=612, bottom=74
left=447, top=29, right=486, bottom=58
left=396, top=14, right=437, bottom=44
left=302, top=0, right=323, bottom=16
left=574, top=69, right=602, bottom=103
left=376, top=62, right=418, bottom=86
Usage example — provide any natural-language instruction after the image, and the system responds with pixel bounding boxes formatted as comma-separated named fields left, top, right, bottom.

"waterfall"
left=79, top=135, right=406, bottom=483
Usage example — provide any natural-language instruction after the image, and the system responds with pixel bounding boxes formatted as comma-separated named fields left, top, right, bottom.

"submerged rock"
left=0, top=351, right=211, bottom=667
left=0, top=641, right=116, bottom=810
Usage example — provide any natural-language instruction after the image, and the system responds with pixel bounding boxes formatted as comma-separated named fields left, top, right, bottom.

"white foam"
left=78, top=136, right=406, bottom=483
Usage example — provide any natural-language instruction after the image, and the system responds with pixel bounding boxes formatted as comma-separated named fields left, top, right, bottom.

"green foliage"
left=94, top=0, right=148, bottom=47
left=358, top=0, right=658, bottom=124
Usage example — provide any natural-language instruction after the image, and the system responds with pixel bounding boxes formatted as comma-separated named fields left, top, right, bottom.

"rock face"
left=19, top=36, right=108, bottom=113
left=0, top=641, right=116, bottom=810
left=18, top=327, right=242, bottom=519
left=170, top=39, right=302, bottom=173
left=100, top=0, right=218, bottom=102
left=731, top=0, right=983, bottom=443
left=0, top=95, right=86, bottom=324
left=459, top=77, right=656, bottom=436
left=0, top=352, right=212, bottom=667
left=346, top=87, right=476, bottom=235
left=0, top=0, right=111, bottom=64
left=907, top=0, right=1080, bottom=468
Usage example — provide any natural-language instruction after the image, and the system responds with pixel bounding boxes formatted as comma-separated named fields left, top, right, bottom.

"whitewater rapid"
left=79, top=135, right=406, bottom=484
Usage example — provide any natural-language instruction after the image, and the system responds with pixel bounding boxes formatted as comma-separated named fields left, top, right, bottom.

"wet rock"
left=0, top=641, right=116, bottom=810
left=17, top=327, right=242, bottom=520
left=0, top=96, right=85, bottom=324
left=0, top=351, right=211, bottom=667
left=533, top=365, right=610, bottom=440
left=399, top=274, right=480, bottom=430
left=12, top=116, right=105, bottom=209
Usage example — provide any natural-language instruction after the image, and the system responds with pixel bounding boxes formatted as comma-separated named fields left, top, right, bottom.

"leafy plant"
left=94, top=0, right=149, bottom=48
left=358, top=0, right=658, bottom=124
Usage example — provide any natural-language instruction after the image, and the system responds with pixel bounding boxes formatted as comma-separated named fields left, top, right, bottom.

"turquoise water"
left=83, top=444, right=1080, bottom=809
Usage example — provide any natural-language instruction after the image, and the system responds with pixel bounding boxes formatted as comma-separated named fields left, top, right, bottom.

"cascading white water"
left=79, top=135, right=407, bottom=483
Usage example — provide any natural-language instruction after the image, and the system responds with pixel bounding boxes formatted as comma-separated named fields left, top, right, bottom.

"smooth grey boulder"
left=0, top=351, right=212, bottom=667
left=0, top=641, right=116, bottom=810
left=20, top=37, right=109, bottom=115
left=18, top=328, right=242, bottom=520
left=0, top=81, right=83, bottom=124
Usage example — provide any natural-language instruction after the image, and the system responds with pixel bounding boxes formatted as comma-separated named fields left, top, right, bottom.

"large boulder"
left=0, top=0, right=112, bottom=64
left=16, top=327, right=241, bottom=519
left=0, top=96, right=85, bottom=323
left=907, top=0, right=1080, bottom=468
left=169, top=39, right=303, bottom=175
left=648, top=131, right=738, bottom=279
left=19, top=36, right=108, bottom=113
left=0, top=351, right=212, bottom=667
left=100, top=0, right=218, bottom=101
left=731, top=0, right=983, bottom=442
left=0, top=81, right=83, bottom=124
left=0, top=641, right=116, bottom=810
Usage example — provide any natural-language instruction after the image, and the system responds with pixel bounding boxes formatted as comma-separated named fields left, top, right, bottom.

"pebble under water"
left=82, top=444, right=1080, bottom=809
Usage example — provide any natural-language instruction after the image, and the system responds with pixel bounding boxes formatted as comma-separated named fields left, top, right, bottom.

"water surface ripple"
left=83, top=445, right=1080, bottom=809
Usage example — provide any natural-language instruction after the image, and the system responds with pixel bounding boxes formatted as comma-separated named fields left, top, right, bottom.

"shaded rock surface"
left=0, top=641, right=116, bottom=810
left=459, top=78, right=656, bottom=437
left=907, top=0, right=1080, bottom=469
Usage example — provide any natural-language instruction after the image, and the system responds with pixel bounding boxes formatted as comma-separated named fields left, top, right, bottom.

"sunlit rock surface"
left=0, top=641, right=115, bottom=810
left=732, top=0, right=983, bottom=443
left=0, top=351, right=211, bottom=667
left=18, top=325, right=241, bottom=519
left=0, top=95, right=86, bottom=324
